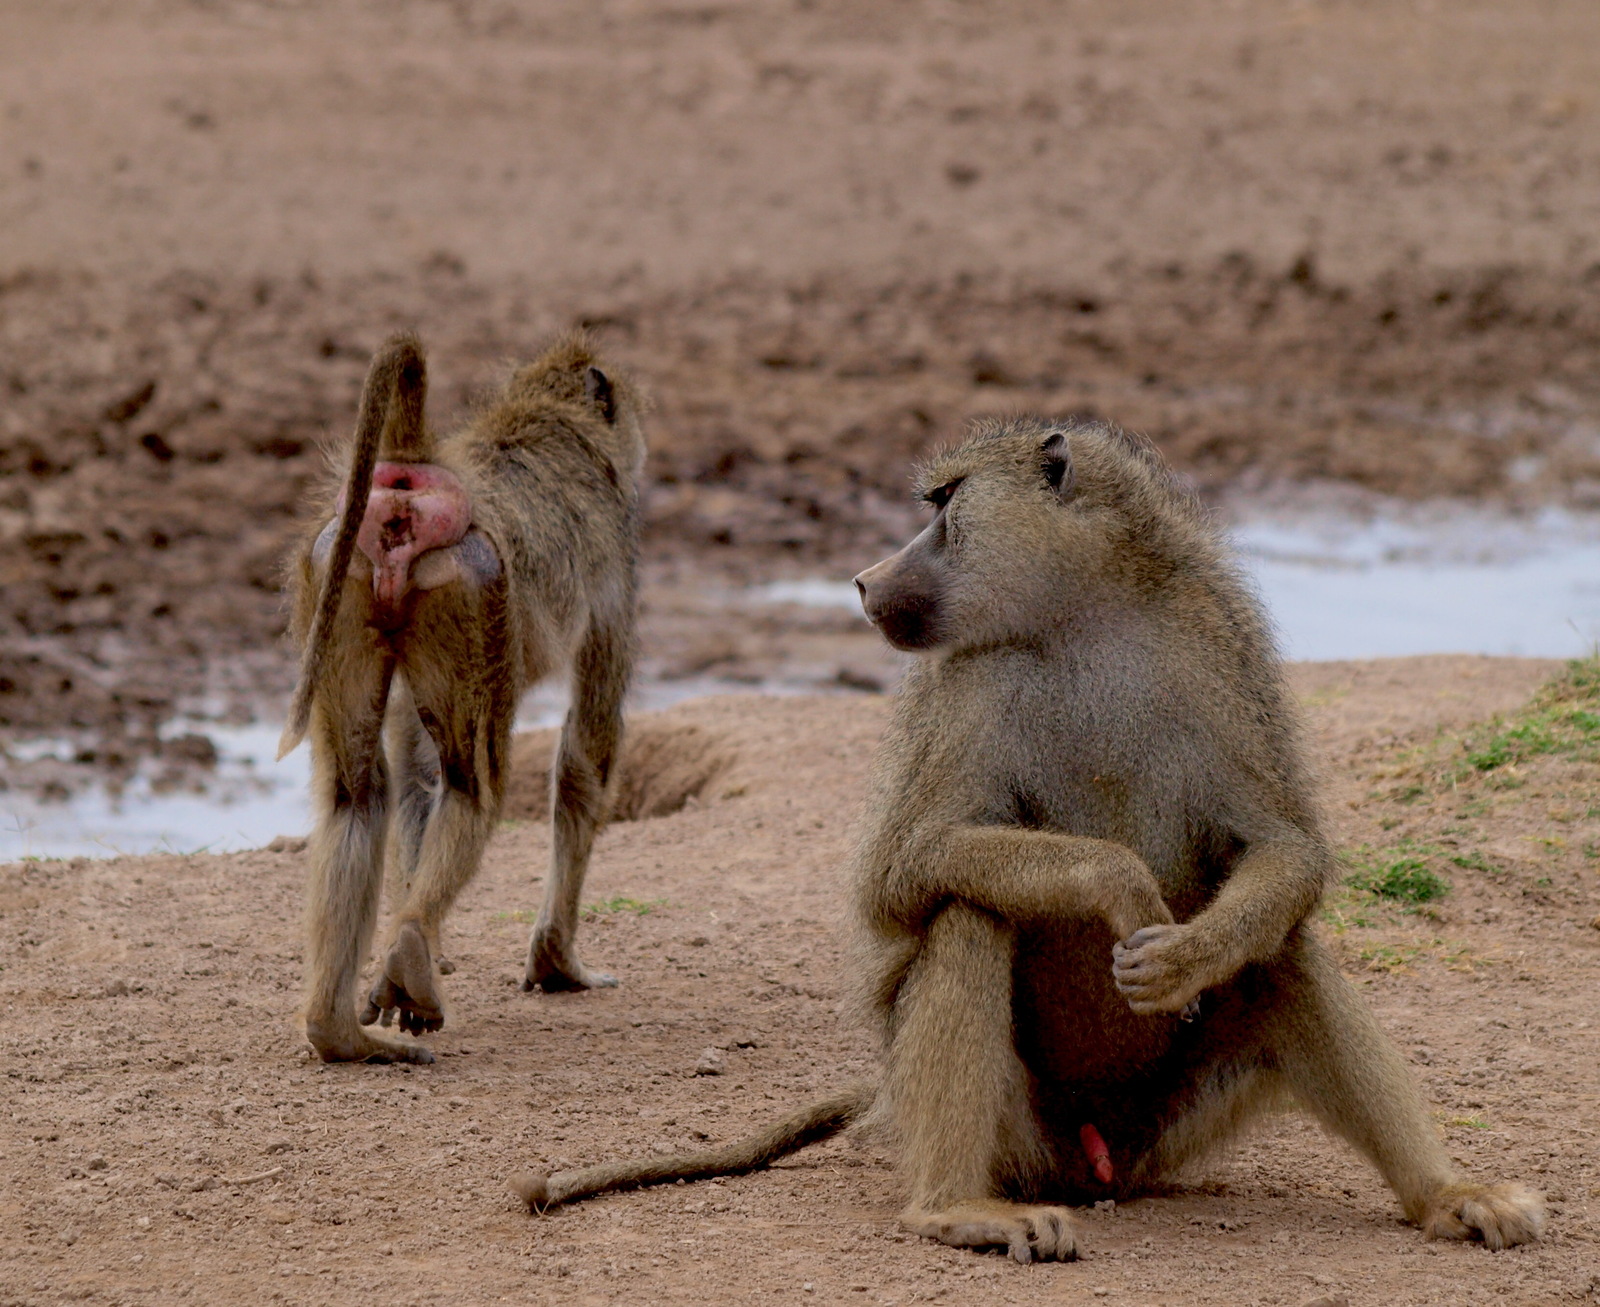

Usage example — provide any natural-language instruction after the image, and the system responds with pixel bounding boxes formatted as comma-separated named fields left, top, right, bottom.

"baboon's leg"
left=385, top=676, right=439, bottom=902
left=302, top=648, right=431, bottom=1064
left=363, top=668, right=513, bottom=1036
left=889, top=904, right=1074, bottom=1264
left=1264, top=930, right=1543, bottom=1249
left=1125, top=1060, right=1289, bottom=1193
left=524, top=615, right=631, bottom=992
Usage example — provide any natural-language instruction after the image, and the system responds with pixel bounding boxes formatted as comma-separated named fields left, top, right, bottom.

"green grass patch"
left=1357, top=942, right=1424, bottom=972
left=1343, top=842, right=1451, bottom=904
left=1454, top=656, right=1600, bottom=777
left=582, top=895, right=667, bottom=919
left=494, top=895, right=667, bottom=927
left=1447, top=849, right=1500, bottom=876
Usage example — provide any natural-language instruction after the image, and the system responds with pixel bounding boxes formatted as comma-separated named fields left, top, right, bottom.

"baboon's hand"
left=1111, top=922, right=1212, bottom=1015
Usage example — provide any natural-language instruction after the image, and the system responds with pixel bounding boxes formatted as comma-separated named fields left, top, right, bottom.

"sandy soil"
left=4, top=0, right=1600, bottom=751
left=2, top=656, right=1598, bottom=1306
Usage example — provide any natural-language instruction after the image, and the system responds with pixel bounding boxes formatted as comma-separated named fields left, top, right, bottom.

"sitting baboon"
left=281, top=330, right=645, bottom=1064
left=510, top=417, right=1543, bottom=1260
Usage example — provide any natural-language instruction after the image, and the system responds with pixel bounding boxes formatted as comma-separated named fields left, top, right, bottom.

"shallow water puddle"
left=768, top=505, right=1600, bottom=660
left=4, top=507, right=1598, bottom=861
left=0, top=677, right=819, bottom=861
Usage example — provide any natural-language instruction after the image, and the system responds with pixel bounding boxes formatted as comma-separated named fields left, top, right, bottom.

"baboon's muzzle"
left=854, top=548, right=947, bottom=652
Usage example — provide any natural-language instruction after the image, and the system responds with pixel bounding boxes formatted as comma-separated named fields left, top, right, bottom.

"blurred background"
left=2, top=0, right=1598, bottom=853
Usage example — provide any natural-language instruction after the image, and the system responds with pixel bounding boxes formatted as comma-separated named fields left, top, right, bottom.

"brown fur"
left=509, top=417, right=1543, bottom=1261
left=283, top=330, right=646, bottom=1063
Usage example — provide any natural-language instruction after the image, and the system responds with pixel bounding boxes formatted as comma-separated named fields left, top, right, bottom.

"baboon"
left=281, top=330, right=645, bottom=1064
left=510, top=417, right=1544, bottom=1260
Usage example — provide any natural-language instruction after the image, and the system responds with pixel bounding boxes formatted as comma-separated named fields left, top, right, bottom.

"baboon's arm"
left=885, top=825, right=1175, bottom=937
left=511, top=1083, right=872, bottom=1213
left=1113, top=835, right=1327, bottom=1013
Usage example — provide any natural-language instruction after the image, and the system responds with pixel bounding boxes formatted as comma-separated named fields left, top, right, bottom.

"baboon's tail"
left=277, top=333, right=428, bottom=759
left=510, top=1082, right=875, bottom=1213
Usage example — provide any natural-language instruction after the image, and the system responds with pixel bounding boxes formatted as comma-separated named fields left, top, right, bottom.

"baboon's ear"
left=1041, top=432, right=1074, bottom=500
left=584, top=366, right=617, bottom=424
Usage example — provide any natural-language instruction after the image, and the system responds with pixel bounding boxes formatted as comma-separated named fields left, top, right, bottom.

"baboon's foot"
left=903, top=1200, right=1078, bottom=1264
left=360, top=920, right=446, bottom=1035
left=522, top=933, right=618, bottom=993
left=304, top=1017, right=435, bottom=1065
left=1420, top=1181, right=1545, bottom=1250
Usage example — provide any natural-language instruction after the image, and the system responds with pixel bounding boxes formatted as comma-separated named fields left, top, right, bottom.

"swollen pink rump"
left=351, top=462, right=472, bottom=609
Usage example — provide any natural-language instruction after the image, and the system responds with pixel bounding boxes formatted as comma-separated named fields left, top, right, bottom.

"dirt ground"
left=4, top=0, right=1600, bottom=753
left=2, top=656, right=1598, bottom=1307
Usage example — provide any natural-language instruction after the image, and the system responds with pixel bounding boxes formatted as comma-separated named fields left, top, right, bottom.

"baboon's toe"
left=364, top=922, right=447, bottom=1034
left=523, top=940, right=618, bottom=992
left=1424, top=1182, right=1545, bottom=1249
left=305, top=1021, right=435, bottom=1066
left=906, top=1201, right=1078, bottom=1264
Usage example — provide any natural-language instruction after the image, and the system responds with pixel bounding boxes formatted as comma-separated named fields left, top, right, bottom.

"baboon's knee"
left=554, top=753, right=605, bottom=825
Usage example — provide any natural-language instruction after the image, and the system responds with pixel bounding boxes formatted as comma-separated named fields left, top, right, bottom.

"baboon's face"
left=856, top=427, right=1086, bottom=654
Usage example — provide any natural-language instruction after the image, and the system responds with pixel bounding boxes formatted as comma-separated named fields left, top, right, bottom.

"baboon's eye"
left=923, top=478, right=963, bottom=510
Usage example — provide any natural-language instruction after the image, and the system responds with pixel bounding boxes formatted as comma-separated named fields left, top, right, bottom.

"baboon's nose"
left=853, top=575, right=869, bottom=612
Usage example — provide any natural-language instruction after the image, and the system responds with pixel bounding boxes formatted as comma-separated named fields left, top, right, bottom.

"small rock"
left=1092, top=1290, right=1111, bottom=1299
left=447, top=1097, right=468, bottom=1110
left=802, top=1284, right=814, bottom=1294
left=188, top=1177, right=217, bottom=1193
left=734, top=1034, right=760, bottom=1049
left=65, top=1166, right=86, bottom=1180
left=162, top=733, right=218, bottom=766
left=694, top=1047, right=726, bottom=1076
left=1093, top=1198, right=1115, bottom=1212
left=266, top=835, right=308, bottom=855
left=1303, top=1296, right=1350, bottom=1307
left=834, top=666, right=885, bottom=693
left=136, top=1215, right=151, bottom=1229
left=687, top=935, right=710, bottom=947
left=60, top=1228, right=79, bottom=1246
left=86, top=1156, right=108, bottom=1172
left=264, top=1139, right=292, bottom=1155
left=103, top=979, right=130, bottom=998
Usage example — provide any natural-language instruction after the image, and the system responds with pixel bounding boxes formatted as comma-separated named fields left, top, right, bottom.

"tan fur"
left=509, top=417, right=1543, bottom=1261
left=283, top=330, right=646, bottom=1063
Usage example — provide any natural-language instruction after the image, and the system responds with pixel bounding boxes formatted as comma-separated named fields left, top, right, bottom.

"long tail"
left=277, top=333, right=428, bottom=759
left=510, top=1082, right=874, bottom=1213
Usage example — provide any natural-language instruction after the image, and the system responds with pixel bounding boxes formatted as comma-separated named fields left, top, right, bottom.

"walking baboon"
left=282, top=330, right=645, bottom=1064
left=510, top=417, right=1543, bottom=1260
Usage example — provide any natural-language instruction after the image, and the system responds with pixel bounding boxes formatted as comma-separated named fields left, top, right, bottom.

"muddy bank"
left=4, top=262, right=1599, bottom=751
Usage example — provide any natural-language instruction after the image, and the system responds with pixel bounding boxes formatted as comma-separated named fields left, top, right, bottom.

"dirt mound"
left=504, top=717, right=736, bottom=825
